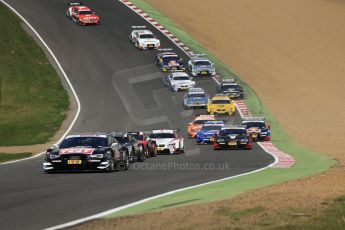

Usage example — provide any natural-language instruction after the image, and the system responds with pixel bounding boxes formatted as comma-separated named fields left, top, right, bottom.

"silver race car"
left=188, top=54, right=216, bottom=77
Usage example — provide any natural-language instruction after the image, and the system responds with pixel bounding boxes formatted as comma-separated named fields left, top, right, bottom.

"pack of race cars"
left=43, top=2, right=271, bottom=173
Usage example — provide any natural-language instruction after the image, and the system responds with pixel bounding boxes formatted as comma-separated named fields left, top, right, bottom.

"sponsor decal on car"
left=59, top=148, right=94, bottom=155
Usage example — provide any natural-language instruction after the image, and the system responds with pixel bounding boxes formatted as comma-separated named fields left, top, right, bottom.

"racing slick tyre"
left=129, top=148, right=136, bottom=163
left=151, top=147, right=157, bottom=157
left=107, top=155, right=115, bottom=172
left=144, top=147, right=149, bottom=158
left=116, top=153, right=129, bottom=171
left=137, top=144, right=146, bottom=162
left=179, top=147, right=184, bottom=154
left=136, top=42, right=142, bottom=50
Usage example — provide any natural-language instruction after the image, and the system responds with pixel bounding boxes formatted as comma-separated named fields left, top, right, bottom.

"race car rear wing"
left=242, top=117, right=265, bottom=122
left=132, top=25, right=146, bottom=29
left=222, top=125, right=247, bottom=129
left=221, top=79, right=236, bottom=83
left=214, top=93, right=233, bottom=97
left=110, top=131, right=125, bottom=137
left=151, top=129, right=180, bottom=134
left=158, top=48, right=173, bottom=52
left=204, top=121, right=225, bottom=125
left=191, top=53, right=207, bottom=57
left=68, top=2, right=83, bottom=5
left=189, top=87, right=204, bottom=92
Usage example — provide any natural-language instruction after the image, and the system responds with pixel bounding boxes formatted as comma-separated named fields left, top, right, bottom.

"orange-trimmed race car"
left=66, top=2, right=100, bottom=26
left=186, top=115, right=215, bottom=138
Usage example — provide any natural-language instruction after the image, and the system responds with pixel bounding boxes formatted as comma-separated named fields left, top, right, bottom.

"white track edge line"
left=46, top=157, right=277, bottom=230
left=44, top=1, right=279, bottom=229
left=0, top=0, right=81, bottom=166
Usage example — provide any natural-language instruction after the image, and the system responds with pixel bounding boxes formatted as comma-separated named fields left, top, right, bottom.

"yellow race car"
left=207, top=94, right=236, bottom=115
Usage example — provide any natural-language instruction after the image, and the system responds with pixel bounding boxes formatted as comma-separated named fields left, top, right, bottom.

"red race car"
left=66, top=2, right=100, bottom=25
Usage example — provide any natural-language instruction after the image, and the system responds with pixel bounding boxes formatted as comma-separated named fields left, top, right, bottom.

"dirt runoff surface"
left=72, top=0, right=345, bottom=229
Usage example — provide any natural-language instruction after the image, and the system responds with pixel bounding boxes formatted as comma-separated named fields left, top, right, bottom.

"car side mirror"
left=47, top=144, right=58, bottom=152
left=50, top=144, right=58, bottom=150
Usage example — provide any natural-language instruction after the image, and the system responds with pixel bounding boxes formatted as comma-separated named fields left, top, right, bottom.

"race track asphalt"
left=0, top=0, right=275, bottom=229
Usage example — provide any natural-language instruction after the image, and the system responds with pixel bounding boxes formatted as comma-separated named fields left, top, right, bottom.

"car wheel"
left=107, top=155, right=115, bottom=172
left=129, top=148, right=136, bottom=163
left=151, top=146, right=157, bottom=157
left=117, top=152, right=129, bottom=171
left=144, top=147, right=149, bottom=158
left=137, top=145, right=146, bottom=162
left=180, top=146, right=184, bottom=154
left=136, top=42, right=141, bottom=49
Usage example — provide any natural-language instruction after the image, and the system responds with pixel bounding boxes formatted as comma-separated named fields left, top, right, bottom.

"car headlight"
left=49, top=154, right=60, bottom=160
left=90, top=154, right=104, bottom=159
left=240, top=138, right=248, bottom=142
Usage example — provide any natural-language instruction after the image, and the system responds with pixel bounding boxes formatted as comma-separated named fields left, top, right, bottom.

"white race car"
left=130, top=26, right=160, bottom=50
left=163, top=72, right=196, bottom=92
left=148, top=129, right=184, bottom=154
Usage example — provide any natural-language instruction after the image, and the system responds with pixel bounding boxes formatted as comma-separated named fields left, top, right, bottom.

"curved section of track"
left=0, top=1, right=274, bottom=229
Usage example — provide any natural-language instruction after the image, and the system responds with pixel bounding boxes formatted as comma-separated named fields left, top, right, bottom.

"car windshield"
left=212, top=99, right=230, bottom=104
left=114, top=136, right=129, bottom=144
left=140, top=34, right=155, bottom=39
left=221, top=84, right=240, bottom=91
left=188, top=93, right=206, bottom=98
left=128, top=133, right=144, bottom=141
left=195, top=61, right=211, bottom=66
left=79, top=10, right=93, bottom=15
left=244, top=122, right=265, bottom=129
left=173, top=76, right=190, bottom=81
left=220, top=129, right=247, bottom=136
left=60, top=137, right=107, bottom=149
left=202, top=125, right=222, bottom=131
left=193, top=119, right=213, bottom=125
left=163, top=56, right=179, bottom=63
left=149, top=133, right=175, bottom=138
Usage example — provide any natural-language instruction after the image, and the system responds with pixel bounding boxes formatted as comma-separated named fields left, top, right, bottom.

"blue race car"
left=183, top=87, right=209, bottom=109
left=155, top=50, right=185, bottom=72
left=196, top=121, right=224, bottom=144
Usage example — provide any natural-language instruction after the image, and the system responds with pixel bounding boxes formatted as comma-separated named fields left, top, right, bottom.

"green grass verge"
left=104, top=0, right=335, bottom=218
left=0, top=152, right=32, bottom=163
left=278, top=195, right=345, bottom=229
left=0, top=3, right=69, bottom=146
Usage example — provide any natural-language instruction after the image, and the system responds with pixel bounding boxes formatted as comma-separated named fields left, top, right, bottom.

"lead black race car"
left=43, top=133, right=129, bottom=173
